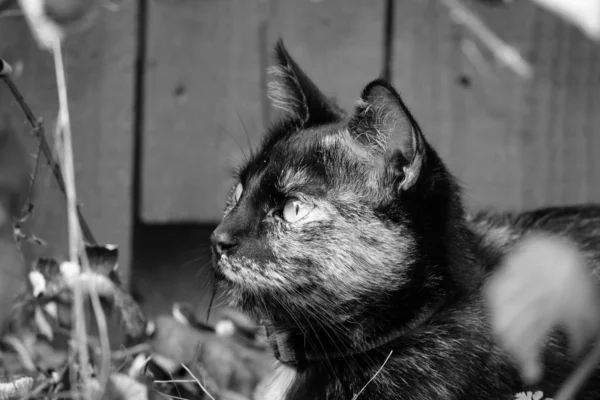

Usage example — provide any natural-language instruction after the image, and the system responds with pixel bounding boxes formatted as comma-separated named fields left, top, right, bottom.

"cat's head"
left=211, top=40, right=466, bottom=331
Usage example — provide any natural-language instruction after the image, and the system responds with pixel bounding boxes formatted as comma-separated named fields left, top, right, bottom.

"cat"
left=210, top=40, right=600, bottom=400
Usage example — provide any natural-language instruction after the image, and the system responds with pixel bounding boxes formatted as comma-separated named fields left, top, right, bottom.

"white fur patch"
left=219, top=255, right=309, bottom=289
left=321, top=133, right=339, bottom=147
left=278, top=168, right=311, bottom=193
left=254, top=362, right=297, bottom=400
left=266, top=65, right=305, bottom=118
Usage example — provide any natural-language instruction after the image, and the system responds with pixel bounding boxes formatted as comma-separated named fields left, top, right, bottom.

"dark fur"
left=211, top=40, right=600, bottom=399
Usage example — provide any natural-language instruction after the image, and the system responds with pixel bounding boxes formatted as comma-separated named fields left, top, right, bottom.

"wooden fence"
left=1, top=0, right=599, bottom=283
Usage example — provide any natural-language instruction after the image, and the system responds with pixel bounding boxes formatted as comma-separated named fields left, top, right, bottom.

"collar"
left=260, top=300, right=446, bottom=367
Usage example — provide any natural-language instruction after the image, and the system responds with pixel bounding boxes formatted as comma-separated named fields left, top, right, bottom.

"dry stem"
left=51, top=40, right=110, bottom=400
left=180, top=363, right=216, bottom=400
left=0, top=59, right=96, bottom=245
left=351, top=350, right=393, bottom=400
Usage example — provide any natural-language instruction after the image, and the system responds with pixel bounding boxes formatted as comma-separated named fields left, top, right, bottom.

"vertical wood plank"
left=141, top=0, right=384, bottom=223
left=522, top=6, right=600, bottom=207
left=0, top=3, right=138, bottom=283
left=265, top=0, right=385, bottom=115
left=392, top=0, right=535, bottom=212
left=141, top=0, right=265, bottom=223
left=392, top=0, right=600, bottom=212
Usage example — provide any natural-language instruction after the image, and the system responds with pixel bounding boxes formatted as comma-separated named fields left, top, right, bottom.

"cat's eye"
left=282, top=198, right=312, bottom=223
left=233, top=183, right=243, bottom=203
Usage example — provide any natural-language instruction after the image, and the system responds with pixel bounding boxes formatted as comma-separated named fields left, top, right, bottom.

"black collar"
left=260, top=300, right=446, bottom=368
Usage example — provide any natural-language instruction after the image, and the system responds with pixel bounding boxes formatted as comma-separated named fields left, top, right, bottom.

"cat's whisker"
left=234, top=108, right=254, bottom=158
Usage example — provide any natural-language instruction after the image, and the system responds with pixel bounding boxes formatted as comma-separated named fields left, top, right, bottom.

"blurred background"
left=0, top=0, right=598, bottom=321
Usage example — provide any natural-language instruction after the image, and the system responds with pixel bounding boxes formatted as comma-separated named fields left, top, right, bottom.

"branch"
left=0, top=58, right=96, bottom=246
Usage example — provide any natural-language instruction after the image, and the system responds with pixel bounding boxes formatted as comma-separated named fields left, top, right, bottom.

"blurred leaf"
left=485, top=234, right=600, bottom=383
left=105, top=373, right=149, bottom=400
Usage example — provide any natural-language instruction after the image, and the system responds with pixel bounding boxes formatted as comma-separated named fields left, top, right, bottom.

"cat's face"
left=211, top=41, right=453, bottom=325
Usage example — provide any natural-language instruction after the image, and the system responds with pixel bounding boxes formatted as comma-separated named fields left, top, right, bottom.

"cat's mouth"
left=212, top=254, right=238, bottom=281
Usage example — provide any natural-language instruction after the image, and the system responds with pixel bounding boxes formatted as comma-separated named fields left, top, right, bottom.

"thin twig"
left=51, top=40, right=92, bottom=400
left=152, top=390, right=188, bottom=400
left=153, top=379, right=198, bottom=385
left=52, top=40, right=112, bottom=400
left=180, top=363, right=216, bottom=400
left=111, top=343, right=151, bottom=360
left=351, top=350, right=394, bottom=400
left=0, top=59, right=96, bottom=245
left=25, top=142, right=43, bottom=209
left=554, top=334, right=600, bottom=400
left=205, top=288, right=216, bottom=323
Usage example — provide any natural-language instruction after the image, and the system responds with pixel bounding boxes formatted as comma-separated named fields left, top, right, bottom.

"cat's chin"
left=217, top=280, right=270, bottom=321
left=212, top=255, right=245, bottom=285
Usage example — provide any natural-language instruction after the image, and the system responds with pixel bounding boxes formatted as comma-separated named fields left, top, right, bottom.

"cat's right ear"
left=348, top=79, right=426, bottom=191
left=267, top=39, right=343, bottom=126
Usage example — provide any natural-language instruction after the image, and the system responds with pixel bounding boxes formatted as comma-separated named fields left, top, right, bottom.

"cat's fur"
left=210, top=40, right=600, bottom=399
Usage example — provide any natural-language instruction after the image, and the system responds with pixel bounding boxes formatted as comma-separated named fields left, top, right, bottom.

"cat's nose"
left=210, top=229, right=238, bottom=256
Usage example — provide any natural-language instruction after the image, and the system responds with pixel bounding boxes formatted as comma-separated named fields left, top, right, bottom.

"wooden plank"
left=520, top=6, right=600, bottom=207
left=392, top=0, right=600, bottom=212
left=0, top=2, right=137, bottom=284
left=141, top=0, right=266, bottom=223
left=141, top=0, right=385, bottom=223
left=391, top=0, right=533, bottom=212
left=265, top=0, right=385, bottom=116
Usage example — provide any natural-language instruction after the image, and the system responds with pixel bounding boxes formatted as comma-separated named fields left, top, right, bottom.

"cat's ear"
left=348, top=79, right=425, bottom=191
left=267, top=39, right=343, bottom=126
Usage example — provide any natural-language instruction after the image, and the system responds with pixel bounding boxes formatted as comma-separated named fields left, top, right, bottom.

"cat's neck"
left=261, top=223, right=484, bottom=368
left=262, top=295, right=448, bottom=368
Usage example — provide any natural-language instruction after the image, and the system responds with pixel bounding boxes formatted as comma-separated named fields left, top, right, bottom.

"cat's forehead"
left=239, top=121, right=372, bottom=200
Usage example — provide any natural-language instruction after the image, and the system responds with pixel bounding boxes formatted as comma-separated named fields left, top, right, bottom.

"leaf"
left=485, top=234, right=600, bottom=384
left=107, top=373, right=149, bottom=400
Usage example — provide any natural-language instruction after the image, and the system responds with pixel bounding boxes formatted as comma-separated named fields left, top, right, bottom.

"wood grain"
left=140, top=0, right=386, bottom=223
left=141, top=0, right=266, bottom=223
left=392, top=0, right=600, bottom=212
left=0, top=3, right=138, bottom=283
left=521, top=6, right=600, bottom=208
left=264, top=0, right=385, bottom=116
left=391, top=0, right=528, bottom=211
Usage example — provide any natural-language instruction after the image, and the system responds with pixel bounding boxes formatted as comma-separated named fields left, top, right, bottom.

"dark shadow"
left=131, top=223, right=219, bottom=321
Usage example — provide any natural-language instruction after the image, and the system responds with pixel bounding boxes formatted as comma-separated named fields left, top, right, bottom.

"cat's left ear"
left=267, top=39, right=344, bottom=126
left=348, top=79, right=425, bottom=191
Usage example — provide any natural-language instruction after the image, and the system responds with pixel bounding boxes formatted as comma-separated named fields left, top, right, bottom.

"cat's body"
left=210, top=40, right=600, bottom=400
